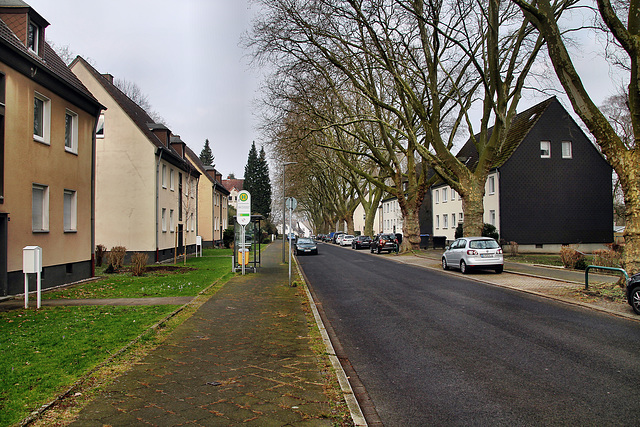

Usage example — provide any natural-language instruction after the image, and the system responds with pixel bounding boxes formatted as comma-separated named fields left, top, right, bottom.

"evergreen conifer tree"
left=199, top=139, right=214, bottom=166
left=243, top=142, right=272, bottom=218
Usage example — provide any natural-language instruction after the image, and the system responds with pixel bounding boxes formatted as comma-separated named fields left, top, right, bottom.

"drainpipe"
left=91, top=111, right=99, bottom=278
left=155, top=148, right=163, bottom=262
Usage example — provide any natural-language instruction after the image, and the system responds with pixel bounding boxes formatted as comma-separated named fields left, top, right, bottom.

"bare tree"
left=114, top=78, right=170, bottom=126
left=511, top=0, right=640, bottom=273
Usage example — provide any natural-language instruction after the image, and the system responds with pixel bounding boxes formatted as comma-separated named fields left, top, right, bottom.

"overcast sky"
left=27, top=0, right=621, bottom=180
left=29, top=0, right=260, bottom=179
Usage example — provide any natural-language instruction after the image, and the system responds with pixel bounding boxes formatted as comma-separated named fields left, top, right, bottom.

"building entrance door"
left=0, top=213, right=7, bottom=296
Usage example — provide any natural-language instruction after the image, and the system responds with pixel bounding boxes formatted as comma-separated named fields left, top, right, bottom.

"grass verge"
left=0, top=248, right=233, bottom=427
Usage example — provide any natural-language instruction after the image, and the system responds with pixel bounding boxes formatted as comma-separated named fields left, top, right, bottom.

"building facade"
left=70, top=57, right=199, bottom=262
left=0, top=1, right=104, bottom=295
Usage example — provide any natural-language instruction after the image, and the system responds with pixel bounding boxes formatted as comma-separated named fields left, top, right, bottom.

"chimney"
left=102, top=74, right=114, bottom=84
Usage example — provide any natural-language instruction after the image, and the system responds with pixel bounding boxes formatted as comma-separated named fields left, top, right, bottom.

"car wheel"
left=631, top=286, right=640, bottom=315
left=495, top=265, right=503, bottom=274
left=370, top=247, right=374, bottom=253
left=377, top=247, right=381, bottom=254
left=442, top=257, right=449, bottom=270
left=460, top=260, right=468, bottom=274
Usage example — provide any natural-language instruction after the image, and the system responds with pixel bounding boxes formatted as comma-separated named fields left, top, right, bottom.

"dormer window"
left=27, top=21, right=40, bottom=53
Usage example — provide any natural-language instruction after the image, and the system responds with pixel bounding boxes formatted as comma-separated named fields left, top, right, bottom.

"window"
left=191, top=213, right=195, bottom=231
left=96, top=114, right=104, bottom=138
left=451, top=213, right=456, bottom=228
left=460, top=212, right=463, bottom=223
left=33, top=92, right=50, bottom=144
left=540, top=141, right=551, bottom=158
left=435, top=215, right=440, bottom=229
left=452, top=189, right=457, bottom=200
left=442, top=189, right=448, bottom=203
left=488, top=176, right=495, bottom=195
left=27, top=22, right=39, bottom=53
left=32, top=184, right=49, bottom=232
left=63, top=190, right=77, bottom=231
left=435, top=189, right=440, bottom=203
left=170, top=209, right=174, bottom=232
left=170, top=169, right=175, bottom=190
left=562, top=141, right=572, bottom=159
left=65, top=110, right=78, bottom=153
left=490, top=210, right=496, bottom=226
left=162, top=164, right=167, bottom=188
left=443, top=214, right=449, bottom=228
left=162, top=208, right=167, bottom=232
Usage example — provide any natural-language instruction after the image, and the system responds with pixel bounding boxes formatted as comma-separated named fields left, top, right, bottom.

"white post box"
left=196, top=236, right=203, bottom=257
left=23, top=246, right=42, bottom=309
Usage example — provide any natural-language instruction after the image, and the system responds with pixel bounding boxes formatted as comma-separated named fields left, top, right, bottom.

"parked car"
left=370, top=233, right=398, bottom=254
left=441, top=237, right=503, bottom=274
left=295, top=237, right=318, bottom=255
left=334, top=233, right=346, bottom=244
left=626, top=273, right=640, bottom=315
left=340, top=235, right=355, bottom=246
left=351, top=235, right=371, bottom=250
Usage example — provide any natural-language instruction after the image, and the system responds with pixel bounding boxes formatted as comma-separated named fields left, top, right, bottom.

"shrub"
left=95, top=244, right=107, bottom=267
left=223, top=228, right=234, bottom=248
left=108, top=246, right=127, bottom=269
left=131, top=252, right=148, bottom=276
left=509, top=241, right=519, bottom=256
left=455, top=223, right=499, bottom=240
left=560, top=245, right=586, bottom=269
left=593, top=249, right=621, bottom=268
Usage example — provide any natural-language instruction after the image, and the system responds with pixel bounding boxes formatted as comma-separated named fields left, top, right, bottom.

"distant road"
left=298, top=242, right=640, bottom=426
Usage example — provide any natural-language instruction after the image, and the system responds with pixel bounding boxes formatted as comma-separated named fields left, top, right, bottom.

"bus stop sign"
left=237, top=190, right=251, bottom=225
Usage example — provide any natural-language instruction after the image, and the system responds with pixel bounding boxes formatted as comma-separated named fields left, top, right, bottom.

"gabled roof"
left=222, top=179, right=244, bottom=193
left=71, top=56, right=193, bottom=171
left=0, top=16, right=103, bottom=113
left=184, top=145, right=230, bottom=196
left=456, top=97, right=556, bottom=169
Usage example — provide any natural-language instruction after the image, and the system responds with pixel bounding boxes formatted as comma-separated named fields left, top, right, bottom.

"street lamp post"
left=282, top=161, right=297, bottom=262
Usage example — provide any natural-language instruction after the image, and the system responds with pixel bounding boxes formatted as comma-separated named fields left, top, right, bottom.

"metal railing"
left=585, top=265, right=628, bottom=290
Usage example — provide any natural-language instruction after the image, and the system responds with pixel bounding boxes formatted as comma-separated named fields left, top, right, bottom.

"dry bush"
left=592, top=249, right=621, bottom=268
left=108, top=246, right=127, bottom=269
left=560, top=245, right=586, bottom=270
left=95, top=244, right=107, bottom=267
left=131, top=252, right=148, bottom=276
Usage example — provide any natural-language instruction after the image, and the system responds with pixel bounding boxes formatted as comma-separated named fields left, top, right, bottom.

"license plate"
left=304, top=249, right=311, bottom=252
left=480, top=254, right=493, bottom=258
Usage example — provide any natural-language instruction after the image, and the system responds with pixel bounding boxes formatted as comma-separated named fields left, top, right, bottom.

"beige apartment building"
left=0, top=1, right=104, bottom=295
left=70, top=57, right=199, bottom=262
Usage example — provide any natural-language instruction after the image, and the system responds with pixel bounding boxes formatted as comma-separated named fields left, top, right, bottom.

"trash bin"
left=238, top=248, right=249, bottom=265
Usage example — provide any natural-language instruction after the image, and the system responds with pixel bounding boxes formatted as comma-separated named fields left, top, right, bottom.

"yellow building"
left=0, top=1, right=104, bottom=295
left=70, top=57, right=199, bottom=262
left=185, top=146, right=229, bottom=247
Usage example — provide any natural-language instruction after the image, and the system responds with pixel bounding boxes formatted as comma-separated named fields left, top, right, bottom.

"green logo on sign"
left=239, top=193, right=248, bottom=202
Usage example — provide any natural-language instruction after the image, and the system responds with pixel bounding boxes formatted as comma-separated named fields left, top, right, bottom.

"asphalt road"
left=297, top=242, right=640, bottom=426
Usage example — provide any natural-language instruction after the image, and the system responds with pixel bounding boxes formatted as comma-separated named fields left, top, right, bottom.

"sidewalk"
left=390, top=248, right=638, bottom=320
left=56, top=244, right=353, bottom=426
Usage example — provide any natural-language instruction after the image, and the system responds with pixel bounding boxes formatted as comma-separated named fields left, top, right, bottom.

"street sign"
left=237, top=190, right=251, bottom=225
left=286, top=197, right=297, bottom=211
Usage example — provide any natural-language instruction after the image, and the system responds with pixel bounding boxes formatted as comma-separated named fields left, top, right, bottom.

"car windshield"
left=345, top=235, right=354, bottom=239
left=298, top=238, right=313, bottom=244
left=469, top=239, right=500, bottom=249
left=381, top=234, right=395, bottom=239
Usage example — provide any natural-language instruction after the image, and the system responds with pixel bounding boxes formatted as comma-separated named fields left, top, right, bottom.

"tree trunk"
left=345, top=215, right=355, bottom=235
left=619, top=164, right=640, bottom=275
left=364, top=208, right=377, bottom=237
left=462, top=182, right=485, bottom=237
left=400, top=205, right=422, bottom=252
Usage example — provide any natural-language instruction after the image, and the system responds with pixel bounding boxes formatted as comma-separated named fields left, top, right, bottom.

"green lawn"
left=0, top=248, right=233, bottom=427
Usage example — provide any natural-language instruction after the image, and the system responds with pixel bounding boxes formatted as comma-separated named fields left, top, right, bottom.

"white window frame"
left=162, top=164, right=167, bottom=188
left=442, top=189, right=448, bottom=203
left=451, top=213, right=456, bottom=228
left=562, top=141, right=572, bottom=159
left=63, top=189, right=77, bottom=232
left=96, top=114, right=105, bottom=138
left=443, top=214, right=449, bottom=228
left=27, top=21, right=39, bottom=53
left=490, top=210, right=496, bottom=226
left=65, top=110, right=78, bottom=154
left=191, top=213, right=195, bottom=231
left=170, top=209, right=174, bottom=232
left=32, top=184, right=49, bottom=232
left=33, top=92, right=50, bottom=144
left=170, top=169, right=175, bottom=191
left=540, top=141, right=551, bottom=158
left=162, top=208, right=167, bottom=232
left=436, top=215, right=439, bottom=229
left=435, top=189, right=440, bottom=204
left=488, top=176, right=495, bottom=195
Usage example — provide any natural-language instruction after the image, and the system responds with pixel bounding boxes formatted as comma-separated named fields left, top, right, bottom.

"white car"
left=442, top=237, right=503, bottom=274
left=340, top=235, right=355, bottom=246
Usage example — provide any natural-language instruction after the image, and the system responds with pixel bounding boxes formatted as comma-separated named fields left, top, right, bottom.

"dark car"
left=351, top=235, right=371, bottom=250
left=295, top=237, right=318, bottom=255
left=370, top=233, right=398, bottom=254
left=627, top=273, right=640, bottom=315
